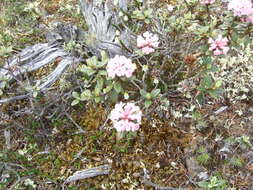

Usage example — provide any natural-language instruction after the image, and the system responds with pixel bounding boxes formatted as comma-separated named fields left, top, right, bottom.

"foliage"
left=196, top=146, right=211, bottom=165
left=198, top=175, right=227, bottom=190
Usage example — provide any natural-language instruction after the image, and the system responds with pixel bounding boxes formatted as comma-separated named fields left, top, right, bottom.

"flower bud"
left=123, top=15, right=128, bottom=21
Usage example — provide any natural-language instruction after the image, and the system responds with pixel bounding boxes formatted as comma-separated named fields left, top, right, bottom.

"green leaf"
left=98, top=70, right=107, bottom=76
left=243, top=36, right=251, bottom=46
left=144, top=100, right=152, bottom=108
left=231, top=32, right=239, bottom=43
left=96, top=61, right=107, bottom=68
left=97, top=77, right=104, bottom=89
left=87, top=56, right=98, bottom=67
left=71, top=99, right=80, bottom=106
left=210, top=64, right=219, bottom=72
left=201, top=56, right=212, bottom=65
left=72, top=91, right=80, bottom=99
left=101, top=50, right=109, bottom=63
left=0, top=89, right=3, bottom=96
left=80, top=90, right=91, bottom=101
left=94, top=77, right=104, bottom=95
left=79, top=66, right=96, bottom=76
left=108, top=89, right=118, bottom=103
left=208, top=88, right=224, bottom=98
left=0, top=46, right=13, bottom=57
left=103, top=84, right=113, bottom=93
left=196, top=92, right=205, bottom=104
left=151, top=88, right=160, bottom=98
left=200, top=75, right=213, bottom=89
left=214, top=80, right=222, bottom=88
left=114, top=81, right=123, bottom=93
left=140, top=89, right=147, bottom=97
left=94, top=96, right=102, bottom=103
left=192, top=111, right=202, bottom=121
left=197, top=181, right=209, bottom=188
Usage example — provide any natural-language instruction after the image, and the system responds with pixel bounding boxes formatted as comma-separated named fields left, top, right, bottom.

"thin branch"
left=142, top=168, right=188, bottom=190
left=9, top=177, right=29, bottom=190
left=99, top=116, right=110, bottom=130
left=0, top=94, right=30, bottom=104
left=65, top=112, right=85, bottom=133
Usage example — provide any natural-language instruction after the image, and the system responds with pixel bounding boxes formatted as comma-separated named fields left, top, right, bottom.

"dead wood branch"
left=0, top=0, right=133, bottom=104
left=64, top=164, right=111, bottom=183
left=79, top=0, right=133, bottom=56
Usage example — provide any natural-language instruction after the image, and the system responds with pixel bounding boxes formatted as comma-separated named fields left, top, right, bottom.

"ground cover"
left=0, top=0, right=253, bottom=189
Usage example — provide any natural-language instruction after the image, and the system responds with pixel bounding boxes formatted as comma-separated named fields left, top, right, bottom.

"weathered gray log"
left=1, top=43, right=67, bottom=78
left=45, top=21, right=85, bottom=43
left=64, top=164, right=111, bottom=183
left=38, top=56, right=80, bottom=89
left=80, top=0, right=132, bottom=56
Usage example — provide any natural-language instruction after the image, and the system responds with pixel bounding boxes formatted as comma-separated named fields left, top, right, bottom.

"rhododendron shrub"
left=208, top=35, right=229, bottom=56
left=110, top=102, right=142, bottom=132
left=137, top=31, right=159, bottom=54
left=70, top=0, right=253, bottom=130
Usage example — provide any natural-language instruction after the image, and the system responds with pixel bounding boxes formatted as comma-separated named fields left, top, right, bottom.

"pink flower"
left=228, top=0, right=253, bottom=17
left=110, top=102, right=142, bottom=132
left=137, top=31, right=159, bottom=54
left=200, top=0, right=215, bottom=5
left=240, top=11, right=253, bottom=23
left=245, top=15, right=253, bottom=23
left=208, top=35, right=229, bottom=56
left=106, top=55, right=136, bottom=78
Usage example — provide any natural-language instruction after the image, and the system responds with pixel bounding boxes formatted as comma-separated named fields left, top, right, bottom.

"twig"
left=1, top=162, right=27, bottom=170
left=4, top=129, right=11, bottom=149
left=142, top=168, right=188, bottom=190
left=0, top=94, right=30, bottom=104
left=99, top=116, right=110, bottom=130
left=71, top=147, right=86, bottom=163
left=169, top=63, right=184, bottom=80
left=214, top=106, right=228, bottom=115
left=131, top=79, right=142, bottom=91
left=9, top=176, right=29, bottom=190
left=65, top=112, right=85, bottom=133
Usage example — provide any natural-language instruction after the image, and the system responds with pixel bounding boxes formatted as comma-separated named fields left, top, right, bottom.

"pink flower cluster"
left=208, top=35, right=229, bottom=56
left=228, top=0, right=253, bottom=23
left=137, top=31, right=159, bottom=54
left=200, top=0, right=215, bottom=5
left=106, top=55, right=136, bottom=78
left=110, top=102, right=142, bottom=132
